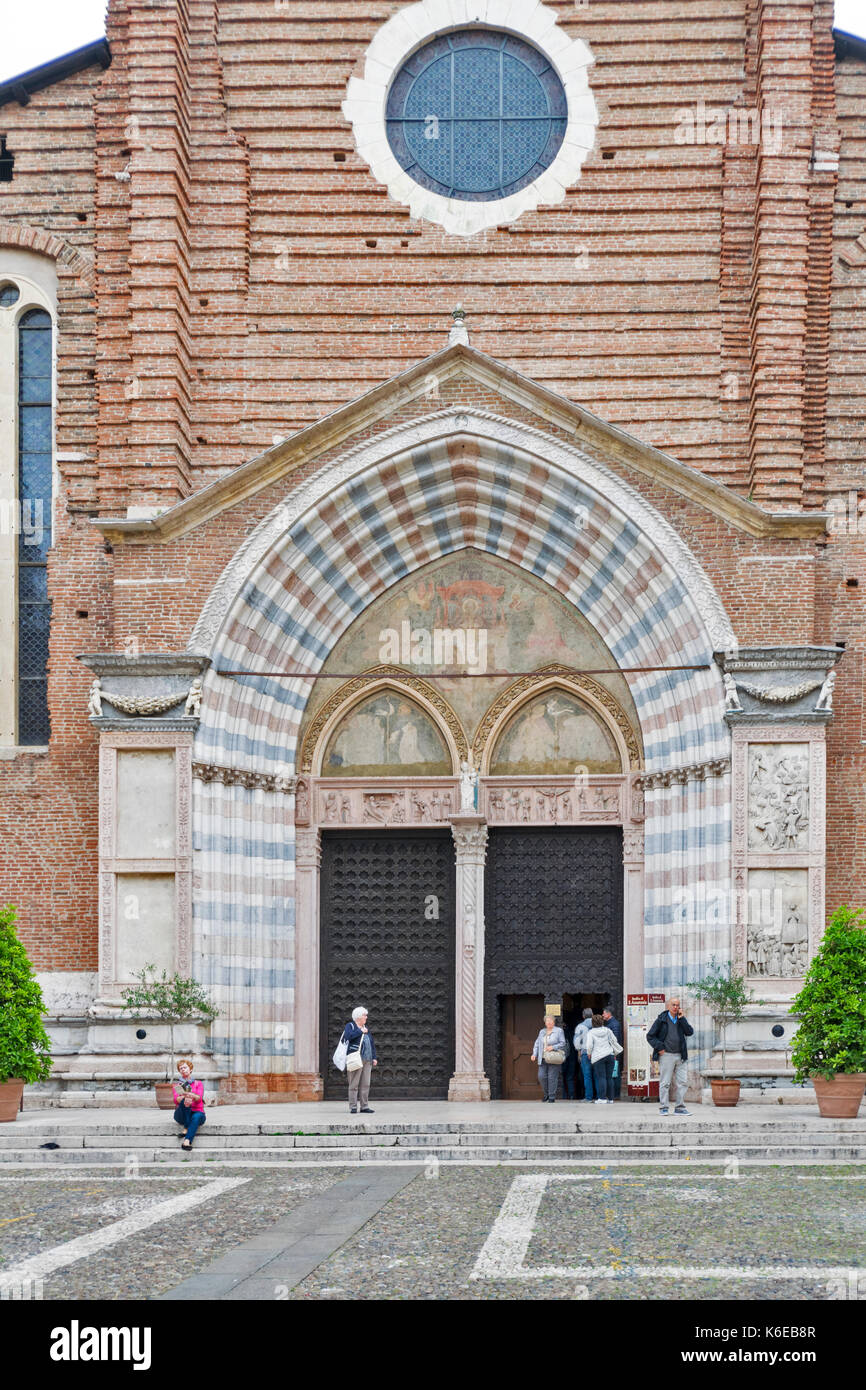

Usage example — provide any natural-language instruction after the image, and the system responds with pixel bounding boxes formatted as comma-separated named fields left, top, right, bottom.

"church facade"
left=0, top=0, right=864, bottom=1102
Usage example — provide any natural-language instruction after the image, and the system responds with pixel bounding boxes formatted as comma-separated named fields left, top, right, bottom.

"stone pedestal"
left=447, top=814, right=490, bottom=1101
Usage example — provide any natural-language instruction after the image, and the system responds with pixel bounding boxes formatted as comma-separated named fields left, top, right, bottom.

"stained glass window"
left=17, top=308, right=52, bottom=744
left=386, top=28, right=568, bottom=202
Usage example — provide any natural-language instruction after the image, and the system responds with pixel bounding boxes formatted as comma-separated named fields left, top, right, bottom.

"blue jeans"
left=592, top=1055, right=614, bottom=1101
left=174, top=1103, right=206, bottom=1142
left=579, top=1051, right=594, bottom=1100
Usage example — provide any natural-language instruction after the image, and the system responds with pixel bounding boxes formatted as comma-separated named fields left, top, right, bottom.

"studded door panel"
left=320, top=830, right=455, bottom=1098
left=484, top=827, right=623, bottom=1098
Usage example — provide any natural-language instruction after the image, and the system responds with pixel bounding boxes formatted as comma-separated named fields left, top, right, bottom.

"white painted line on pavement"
left=471, top=1174, right=865, bottom=1283
left=0, top=1177, right=248, bottom=1289
left=470, top=1174, right=548, bottom=1277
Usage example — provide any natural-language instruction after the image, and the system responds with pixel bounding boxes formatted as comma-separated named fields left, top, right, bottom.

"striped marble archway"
left=190, top=410, right=734, bottom=1083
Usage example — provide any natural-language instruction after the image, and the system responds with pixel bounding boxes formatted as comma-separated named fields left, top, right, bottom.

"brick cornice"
left=91, top=344, right=828, bottom=547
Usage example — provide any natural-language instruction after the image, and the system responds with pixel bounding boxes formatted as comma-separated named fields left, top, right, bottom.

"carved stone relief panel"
left=483, top=777, right=623, bottom=824
left=747, top=743, right=809, bottom=852
left=310, top=776, right=628, bottom=827
left=315, top=780, right=458, bottom=827
left=746, top=868, right=809, bottom=978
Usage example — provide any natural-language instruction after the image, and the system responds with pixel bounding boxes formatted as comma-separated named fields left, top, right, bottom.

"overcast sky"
left=2, top=0, right=865, bottom=82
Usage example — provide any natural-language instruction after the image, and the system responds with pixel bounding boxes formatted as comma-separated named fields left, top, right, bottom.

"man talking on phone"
left=645, top=996, right=694, bottom=1116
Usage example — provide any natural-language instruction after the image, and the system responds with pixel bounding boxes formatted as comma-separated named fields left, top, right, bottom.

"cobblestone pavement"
left=287, top=1165, right=866, bottom=1301
left=0, top=1169, right=349, bottom=1300
left=0, top=1165, right=864, bottom=1301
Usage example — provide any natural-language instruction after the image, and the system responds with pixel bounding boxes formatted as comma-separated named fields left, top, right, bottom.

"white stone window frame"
left=0, top=256, right=58, bottom=751
left=342, top=0, right=598, bottom=237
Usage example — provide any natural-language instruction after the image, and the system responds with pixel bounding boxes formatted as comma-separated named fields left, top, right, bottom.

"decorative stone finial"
left=449, top=303, right=469, bottom=347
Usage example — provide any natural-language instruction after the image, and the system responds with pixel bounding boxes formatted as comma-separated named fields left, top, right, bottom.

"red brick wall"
left=1, top=1, right=864, bottom=969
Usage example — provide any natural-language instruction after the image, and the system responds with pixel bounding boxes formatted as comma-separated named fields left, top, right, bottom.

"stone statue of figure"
left=723, top=673, right=741, bottom=711
left=815, top=668, right=836, bottom=711
left=459, top=757, right=478, bottom=811
left=87, top=679, right=103, bottom=718
left=184, top=676, right=203, bottom=717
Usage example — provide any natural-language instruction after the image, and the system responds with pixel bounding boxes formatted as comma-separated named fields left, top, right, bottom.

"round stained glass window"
left=385, top=28, right=568, bottom=203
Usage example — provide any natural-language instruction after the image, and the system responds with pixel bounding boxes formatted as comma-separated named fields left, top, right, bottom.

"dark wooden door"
left=485, top=827, right=623, bottom=1098
left=320, top=829, right=455, bottom=1099
left=502, top=994, right=544, bottom=1099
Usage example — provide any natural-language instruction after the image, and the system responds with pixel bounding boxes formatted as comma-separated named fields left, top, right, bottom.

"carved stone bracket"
left=638, top=757, right=730, bottom=790
left=193, top=762, right=297, bottom=795
left=79, top=652, right=211, bottom=731
left=622, top=825, right=644, bottom=862
left=716, top=646, right=843, bottom=724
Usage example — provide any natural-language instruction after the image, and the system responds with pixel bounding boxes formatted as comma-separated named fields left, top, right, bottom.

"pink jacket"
left=172, top=1079, right=205, bottom=1112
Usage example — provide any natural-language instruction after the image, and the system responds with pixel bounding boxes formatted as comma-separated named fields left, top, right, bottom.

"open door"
left=501, top=994, right=545, bottom=1099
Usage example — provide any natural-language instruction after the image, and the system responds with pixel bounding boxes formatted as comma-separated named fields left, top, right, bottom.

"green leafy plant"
left=688, top=958, right=753, bottom=1080
left=0, top=905, right=53, bottom=1085
left=120, top=966, right=218, bottom=1080
left=790, top=905, right=866, bottom=1082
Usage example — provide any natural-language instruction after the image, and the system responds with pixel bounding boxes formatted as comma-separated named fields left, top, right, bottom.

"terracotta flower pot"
left=811, top=1073, right=866, bottom=1119
left=710, top=1077, right=741, bottom=1108
left=155, top=1081, right=176, bottom=1110
left=0, top=1079, right=24, bottom=1122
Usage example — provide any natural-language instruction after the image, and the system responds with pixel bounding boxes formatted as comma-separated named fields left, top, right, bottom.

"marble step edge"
left=7, top=1116, right=865, bottom=1136
left=1, top=1145, right=865, bottom=1165
left=0, top=1129, right=859, bottom=1150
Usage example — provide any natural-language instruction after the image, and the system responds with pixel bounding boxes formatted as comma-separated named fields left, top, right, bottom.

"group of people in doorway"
left=533, top=997, right=693, bottom=1113
left=532, top=1006, right=623, bottom=1104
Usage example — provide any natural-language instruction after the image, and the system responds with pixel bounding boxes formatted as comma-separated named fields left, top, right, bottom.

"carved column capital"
left=294, top=826, right=322, bottom=869
left=622, top=826, right=644, bottom=862
left=450, top=813, right=488, bottom=863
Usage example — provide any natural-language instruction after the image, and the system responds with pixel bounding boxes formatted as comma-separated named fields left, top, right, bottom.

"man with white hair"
left=645, top=995, right=694, bottom=1116
left=340, top=1005, right=378, bottom=1114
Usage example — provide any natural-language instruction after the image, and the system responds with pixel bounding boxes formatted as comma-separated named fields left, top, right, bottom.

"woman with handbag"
left=585, top=1012, right=623, bottom=1104
left=531, top=1013, right=567, bottom=1103
left=336, top=1005, right=377, bottom=1114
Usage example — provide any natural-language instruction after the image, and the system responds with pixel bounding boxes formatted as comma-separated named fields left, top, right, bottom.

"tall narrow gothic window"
left=17, top=308, right=52, bottom=744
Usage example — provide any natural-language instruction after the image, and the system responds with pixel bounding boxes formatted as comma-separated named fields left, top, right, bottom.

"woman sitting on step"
left=172, top=1058, right=206, bottom=1150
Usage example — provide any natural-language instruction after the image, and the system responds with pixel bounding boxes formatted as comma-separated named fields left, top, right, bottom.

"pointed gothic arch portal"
left=192, top=412, right=734, bottom=1098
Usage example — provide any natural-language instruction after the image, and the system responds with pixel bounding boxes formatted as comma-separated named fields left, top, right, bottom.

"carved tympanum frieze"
left=305, top=776, right=637, bottom=827
left=315, top=781, right=459, bottom=827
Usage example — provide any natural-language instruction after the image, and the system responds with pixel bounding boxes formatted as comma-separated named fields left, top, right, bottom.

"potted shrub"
left=120, top=966, right=218, bottom=1109
left=791, top=905, right=866, bottom=1118
left=0, top=905, right=53, bottom=1120
left=688, top=958, right=753, bottom=1107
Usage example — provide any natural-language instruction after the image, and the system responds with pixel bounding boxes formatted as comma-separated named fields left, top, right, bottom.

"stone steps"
left=2, top=1116, right=865, bottom=1164
left=1, top=1142, right=865, bottom=1165
left=0, top=1128, right=861, bottom=1150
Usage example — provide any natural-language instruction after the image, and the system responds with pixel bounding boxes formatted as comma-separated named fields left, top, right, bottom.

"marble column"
left=294, top=826, right=323, bottom=1100
left=448, top=814, right=491, bottom=1101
